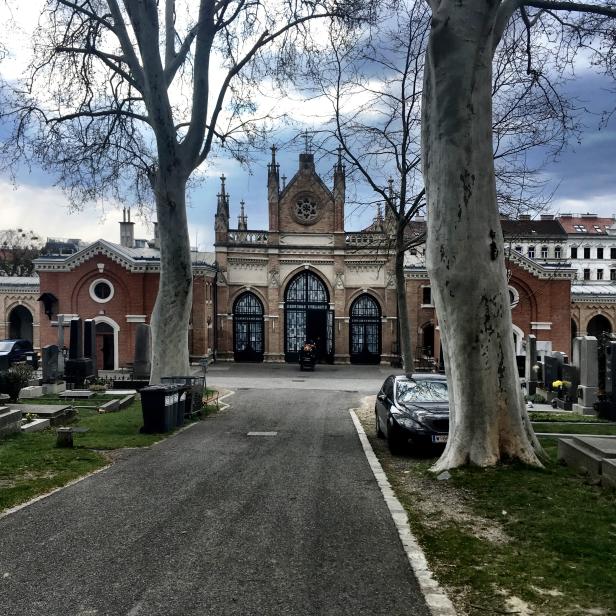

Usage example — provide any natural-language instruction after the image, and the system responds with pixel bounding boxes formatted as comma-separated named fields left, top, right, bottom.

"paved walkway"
left=0, top=385, right=430, bottom=616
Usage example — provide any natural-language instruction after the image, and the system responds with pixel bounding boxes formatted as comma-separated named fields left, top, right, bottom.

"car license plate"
left=432, top=435, right=448, bottom=443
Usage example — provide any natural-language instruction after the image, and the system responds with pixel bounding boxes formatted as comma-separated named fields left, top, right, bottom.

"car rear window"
left=397, top=380, right=448, bottom=403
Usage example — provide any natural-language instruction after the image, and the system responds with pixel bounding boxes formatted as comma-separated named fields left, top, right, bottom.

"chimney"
left=540, top=214, right=554, bottom=220
left=519, top=214, right=531, bottom=220
left=119, top=208, right=135, bottom=248
left=153, top=221, right=160, bottom=249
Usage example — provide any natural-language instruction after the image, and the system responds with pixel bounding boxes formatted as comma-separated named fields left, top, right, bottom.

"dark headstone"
left=606, top=341, right=616, bottom=397
left=69, top=319, right=83, bottom=360
left=83, top=319, right=98, bottom=376
left=56, top=315, right=65, bottom=376
left=561, top=363, right=579, bottom=399
left=64, top=358, right=94, bottom=387
left=543, top=356, right=561, bottom=390
left=42, top=345, right=60, bottom=383
left=133, top=324, right=151, bottom=381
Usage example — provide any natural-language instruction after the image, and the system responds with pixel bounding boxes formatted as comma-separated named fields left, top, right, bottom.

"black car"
left=375, top=374, right=449, bottom=454
left=0, top=339, right=36, bottom=367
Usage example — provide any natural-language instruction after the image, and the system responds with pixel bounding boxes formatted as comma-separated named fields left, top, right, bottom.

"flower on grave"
left=552, top=380, right=564, bottom=389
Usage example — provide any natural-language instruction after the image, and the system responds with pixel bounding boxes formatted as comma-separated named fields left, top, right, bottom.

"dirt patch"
left=356, top=395, right=510, bottom=545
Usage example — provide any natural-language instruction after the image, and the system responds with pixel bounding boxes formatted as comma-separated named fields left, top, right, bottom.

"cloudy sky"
left=1, top=3, right=615, bottom=251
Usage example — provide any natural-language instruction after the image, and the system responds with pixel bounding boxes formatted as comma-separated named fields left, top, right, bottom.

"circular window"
left=508, top=286, right=519, bottom=309
left=89, top=279, right=115, bottom=304
left=294, top=196, right=319, bottom=224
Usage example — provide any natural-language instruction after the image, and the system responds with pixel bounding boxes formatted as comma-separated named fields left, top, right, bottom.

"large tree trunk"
left=395, top=223, right=413, bottom=372
left=149, top=170, right=193, bottom=383
left=421, top=0, right=543, bottom=469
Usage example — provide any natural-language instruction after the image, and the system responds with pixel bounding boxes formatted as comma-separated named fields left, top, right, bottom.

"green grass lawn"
left=0, top=395, right=219, bottom=513
left=534, top=422, right=616, bottom=435
left=358, top=408, right=616, bottom=616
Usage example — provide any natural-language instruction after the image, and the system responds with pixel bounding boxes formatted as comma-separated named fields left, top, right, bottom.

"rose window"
left=295, top=197, right=318, bottom=223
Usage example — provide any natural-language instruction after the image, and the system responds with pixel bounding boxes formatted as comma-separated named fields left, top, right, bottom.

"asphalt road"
left=0, top=386, right=429, bottom=616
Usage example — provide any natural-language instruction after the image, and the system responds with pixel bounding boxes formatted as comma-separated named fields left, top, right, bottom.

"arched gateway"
left=233, top=292, right=265, bottom=362
left=284, top=271, right=333, bottom=363
left=349, top=294, right=381, bottom=364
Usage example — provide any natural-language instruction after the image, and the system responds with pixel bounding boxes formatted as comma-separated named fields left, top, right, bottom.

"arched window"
left=555, top=246, right=562, bottom=259
left=527, top=245, right=535, bottom=259
left=8, top=305, right=33, bottom=343
left=284, top=271, right=332, bottom=363
left=233, top=292, right=264, bottom=362
left=541, top=246, right=549, bottom=259
left=349, top=294, right=381, bottom=365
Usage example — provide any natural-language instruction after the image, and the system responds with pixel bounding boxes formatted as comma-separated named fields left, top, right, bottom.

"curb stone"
left=349, top=409, right=457, bottom=616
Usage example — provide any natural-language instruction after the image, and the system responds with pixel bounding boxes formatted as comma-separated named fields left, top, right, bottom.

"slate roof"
left=500, top=219, right=566, bottom=237
left=34, top=240, right=216, bottom=273
left=0, top=276, right=40, bottom=291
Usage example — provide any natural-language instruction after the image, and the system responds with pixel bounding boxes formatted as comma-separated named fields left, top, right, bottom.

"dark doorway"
left=350, top=294, right=381, bottom=364
left=587, top=314, right=612, bottom=339
left=233, top=292, right=264, bottom=362
left=284, top=271, right=333, bottom=363
left=8, top=305, right=33, bottom=342
left=96, top=322, right=115, bottom=370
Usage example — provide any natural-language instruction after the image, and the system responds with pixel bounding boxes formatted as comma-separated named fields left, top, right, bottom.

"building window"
left=89, top=279, right=114, bottom=304
left=598, top=247, right=604, bottom=259
left=514, top=245, right=522, bottom=253
left=611, top=248, right=616, bottom=259
left=422, top=287, right=432, bottom=306
left=584, top=247, right=591, bottom=259
left=583, top=269, right=591, bottom=280
left=555, top=246, right=562, bottom=259
left=598, top=269, right=604, bottom=280
left=571, top=247, right=578, bottom=259
left=508, top=286, right=520, bottom=309
left=541, top=246, right=549, bottom=259
left=611, top=269, right=616, bottom=281
left=527, top=246, right=535, bottom=259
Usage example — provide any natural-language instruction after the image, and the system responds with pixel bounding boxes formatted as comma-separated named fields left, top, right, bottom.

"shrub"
left=0, top=364, right=34, bottom=402
left=525, top=393, right=547, bottom=404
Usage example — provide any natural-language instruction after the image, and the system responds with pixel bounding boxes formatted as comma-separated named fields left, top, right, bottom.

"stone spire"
left=215, top=173, right=230, bottom=242
left=238, top=200, right=248, bottom=231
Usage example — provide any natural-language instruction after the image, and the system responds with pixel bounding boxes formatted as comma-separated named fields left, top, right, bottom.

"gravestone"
left=41, top=345, right=60, bottom=383
left=133, top=324, right=151, bottom=381
left=543, top=356, right=561, bottom=390
left=561, top=363, right=579, bottom=398
left=573, top=336, right=598, bottom=415
left=83, top=319, right=98, bottom=377
left=69, top=318, right=83, bottom=359
left=65, top=318, right=93, bottom=386
left=57, top=315, right=65, bottom=375
left=525, top=334, right=538, bottom=395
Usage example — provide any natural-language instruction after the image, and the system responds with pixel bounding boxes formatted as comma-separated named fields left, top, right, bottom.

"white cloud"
left=0, top=181, right=152, bottom=243
left=553, top=194, right=616, bottom=218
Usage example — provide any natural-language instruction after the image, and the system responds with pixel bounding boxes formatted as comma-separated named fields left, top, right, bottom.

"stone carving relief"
left=334, top=272, right=345, bottom=290
left=269, top=268, right=281, bottom=288
left=386, top=272, right=396, bottom=289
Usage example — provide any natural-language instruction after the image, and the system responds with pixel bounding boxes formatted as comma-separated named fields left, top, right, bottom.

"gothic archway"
left=349, top=294, right=381, bottom=364
left=8, top=305, right=33, bottom=343
left=284, top=271, right=333, bottom=363
left=587, top=314, right=612, bottom=338
left=233, top=292, right=264, bottom=362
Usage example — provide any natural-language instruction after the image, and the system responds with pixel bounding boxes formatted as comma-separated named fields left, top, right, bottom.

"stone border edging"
left=349, top=409, right=457, bottom=616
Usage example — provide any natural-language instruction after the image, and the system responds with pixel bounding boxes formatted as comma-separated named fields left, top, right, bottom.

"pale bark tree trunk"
left=422, top=0, right=543, bottom=469
left=395, top=223, right=413, bottom=372
left=149, top=170, right=193, bottom=383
